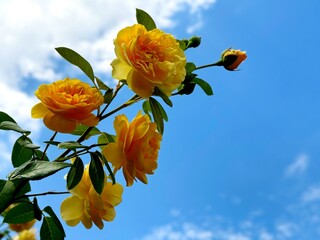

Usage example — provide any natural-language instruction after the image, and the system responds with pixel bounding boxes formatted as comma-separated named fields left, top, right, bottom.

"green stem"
left=194, top=60, right=223, bottom=70
left=41, top=131, right=57, bottom=160
left=23, top=191, right=70, bottom=198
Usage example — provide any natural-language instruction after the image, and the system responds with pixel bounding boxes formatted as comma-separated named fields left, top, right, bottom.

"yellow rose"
left=103, top=111, right=162, bottom=186
left=111, top=24, right=186, bottom=98
left=9, top=219, right=36, bottom=232
left=31, top=78, right=104, bottom=133
left=60, top=165, right=123, bottom=229
left=12, top=228, right=37, bottom=240
left=221, top=48, right=247, bottom=71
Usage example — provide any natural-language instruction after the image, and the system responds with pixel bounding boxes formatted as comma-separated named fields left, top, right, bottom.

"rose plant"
left=0, top=9, right=246, bottom=239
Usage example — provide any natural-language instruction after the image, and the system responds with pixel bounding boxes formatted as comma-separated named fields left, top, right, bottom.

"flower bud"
left=187, top=36, right=201, bottom=48
left=221, top=48, right=247, bottom=71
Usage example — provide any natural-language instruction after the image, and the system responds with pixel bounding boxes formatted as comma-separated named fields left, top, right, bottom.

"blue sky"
left=1, top=0, right=320, bottom=239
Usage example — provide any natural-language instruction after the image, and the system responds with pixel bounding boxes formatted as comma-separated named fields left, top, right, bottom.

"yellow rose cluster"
left=103, top=112, right=162, bottom=186
left=111, top=24, right=186, bottom=98
left=60, top=164, right=123, bottom=229
left=31, top=78, right=104, bottom=133
left=24, top=8, right=247, bottom=235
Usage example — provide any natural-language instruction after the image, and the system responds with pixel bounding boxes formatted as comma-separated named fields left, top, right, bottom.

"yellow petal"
left=127, top=69, right=154, bottom=98
left=60, top=196, right=84, bottom=221
left=103, top=143, right=125, bottom=169
left=43, top=112, right=77, bottom=133
left=79, top=114, right=99, bottom=127
left=31, top=103, right=50, bottom=118
left=111, top=59, right=132, bottom=80
left=101, top=207, right=116, bottom=222
left=101, top=182, right=123, bottom=206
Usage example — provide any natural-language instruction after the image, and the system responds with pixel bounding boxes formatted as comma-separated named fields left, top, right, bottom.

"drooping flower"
left=103, top=111, right=162, bottom=186
left=12, top=228, right=37, bottom=240
left=111, top=24, right=186, bottom=98
left=9, top=219, right=36, bottom=232
left=60, top=165, right=123, bottom=229
left=221, top=48, right=247, bottom=71
left=31, top=78, right=104, bottom=133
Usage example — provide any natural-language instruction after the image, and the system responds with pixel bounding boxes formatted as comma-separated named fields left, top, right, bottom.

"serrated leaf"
left=4, top=202, right=34, bottom=224
left=67, top=157, right=84, bottom=190
left=33, top=197, right=42, bottom=221
left=58, top=141, right=88, bottom=149
left=43, top=206, right=66, bottom=237
left=55, top=47, right=95, bottom=82
left=0, top=111, right=16, bottom=124
left=40, top=216, right=65, bottom=240
left=12, top=136, right=34, bottom=167
left=0, top=121, right=31, bottom=135
left=95, top=151, right=115, bottom=185
left=9, top=160, right=71, bottom=181
left=89, top=152, right=105, bottom=194
left=192, top=78, right=214, bottom=95
left=136, top=8, right=157, bottom=30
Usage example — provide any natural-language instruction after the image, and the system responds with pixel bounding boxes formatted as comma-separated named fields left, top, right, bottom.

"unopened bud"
left=221, top=48, right=247, bottom=71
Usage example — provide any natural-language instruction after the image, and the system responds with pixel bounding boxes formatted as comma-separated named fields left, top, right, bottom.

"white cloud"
left=284, top=154, right=309, bottom=177
left=275, top=222, right=296, bottom=238
left=0, top=0, right=216, bottom=172
left=301, top=185, right=320, bottom=203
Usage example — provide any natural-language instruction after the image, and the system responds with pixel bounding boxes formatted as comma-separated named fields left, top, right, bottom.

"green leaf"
left=43, top=141, right=61, bottom=146
left=98, top=132, right=115, bottom=149
left=0, top=121, right=31, bottom=135
left=192, top=78, right=214, bottom=95
left=71, top=126, right=101, bottom=140
left=0, top=111, right=16, bottom=124
left=0, top=179, right=29, bottom=214
left=34, top=150, right=49, bottom=161
left=89, top=152, right=105, bottom=194
left=67, top=157, right=84, bottom=190
left=33, top=197, right=42, bottom=221
left=95, top=77, right=110, bottom=91
left=55, top=47, right=95, bottom=82
left=136, top=8, right=157, bottom=30
left=40, top=216, right=65, bottom=240
left=4, top=202, right=34, bottom=224
left=185, top=62, right=196, bottom=73
left=153, top=88, right=173, bottom=107
left=177, top=39, right=188, bottom=51
left=103, top=89, right=113, bottom=104
left=58, top=141, right=88, bottom=149
left=95, top=151, right=115, bottom=185
left=12, top=136, right=34, bottom=168
left=43, top=206, right=66, bottom=237
left=9, top=160, right=71, bottom=181
left=149, top=98, right=168, bottom=134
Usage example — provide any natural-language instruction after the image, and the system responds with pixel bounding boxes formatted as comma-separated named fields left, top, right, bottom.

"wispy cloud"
left=284, top=154, right=309, bottom=177
left=301, top=184, right=320, bottom=203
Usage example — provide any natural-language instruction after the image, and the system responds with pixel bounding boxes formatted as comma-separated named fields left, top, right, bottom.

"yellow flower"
left=9, top=219, right=36, bottom=232
left=103, top=111, right=162, bottom=186
left=12, top=228, right=37, bottom=240
left=111, top=24, right=186, bottom=98
left=60, top=165, right=123, bottom=229
left=31, top=78, right=104, bottom=133
left=221, top=48, right=247, bottom=70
